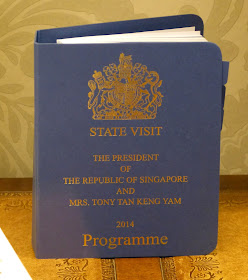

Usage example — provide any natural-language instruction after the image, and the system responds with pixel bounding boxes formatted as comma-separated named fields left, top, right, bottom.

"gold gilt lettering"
left=137, top=198, right=161, bottom=205
left=104, top=128, right=112, bottom=136
left=92, top=199, right=115, bottom=206
left=116, top=188, right=135, bottom=195
left=124, top=237, right=131, bottom=246
left=146, top=236, right=159, bottom=245
left=90, top=127, right=163, bottom=136
left=83, top=234, right=92, bottom=246
left=82, top=177, right=124, bottom=184
left=112, top=154, right=159, bottom=162
left=93, top=155, right=110, bottom=162
left=63, top=177, right=80, bottom=184
left=139, top=176, right=188, bottom=183
left=163, top=198, right=182, bottom=205
left=82, top=234, right=168, bottom=249
left=132, top=237, right=145, bottom=245
left=89, top=127, right=97, bottom=136
left=99, top=238, right=108, bottom=246
left=69, top=199, right=88, bottom=206
left=130, top=127, right=163, bottom=136
left=118, top=198, right=135, bottom=206
left=90, top=127, right=127, bottom=136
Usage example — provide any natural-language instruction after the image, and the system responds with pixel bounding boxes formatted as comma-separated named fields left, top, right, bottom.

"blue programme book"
left=33, top=14, right=229, bottom=258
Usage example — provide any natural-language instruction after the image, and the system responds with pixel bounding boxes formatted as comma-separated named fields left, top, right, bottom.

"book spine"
left=32, top=40, right=40, bottom=257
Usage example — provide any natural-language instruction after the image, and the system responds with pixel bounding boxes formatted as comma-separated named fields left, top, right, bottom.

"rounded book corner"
left=184, top=14, right=204, bottom=35
left=205, top=42, right=223, bottom=61
left=203, top=239, right=218, bottom=255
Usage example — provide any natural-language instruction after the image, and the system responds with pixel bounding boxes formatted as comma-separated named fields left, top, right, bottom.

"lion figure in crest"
left=88, top=53, right=163, bottom=120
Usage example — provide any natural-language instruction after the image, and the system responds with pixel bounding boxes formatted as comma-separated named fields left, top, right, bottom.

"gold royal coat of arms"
left=88, top=53, right=163, bottom=120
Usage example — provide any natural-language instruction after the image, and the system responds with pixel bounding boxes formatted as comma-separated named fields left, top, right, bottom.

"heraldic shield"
left=88, top=53, right=163, bottom=120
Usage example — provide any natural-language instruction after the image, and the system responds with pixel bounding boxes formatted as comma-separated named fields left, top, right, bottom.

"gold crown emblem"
left=88, top=53, right=163, bottom=120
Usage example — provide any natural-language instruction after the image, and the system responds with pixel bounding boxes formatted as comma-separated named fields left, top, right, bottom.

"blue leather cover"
left=33, top=15, right=228, bottom=258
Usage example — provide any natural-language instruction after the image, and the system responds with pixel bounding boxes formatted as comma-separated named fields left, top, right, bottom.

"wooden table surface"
left=0, top=176, right=247, bottom=280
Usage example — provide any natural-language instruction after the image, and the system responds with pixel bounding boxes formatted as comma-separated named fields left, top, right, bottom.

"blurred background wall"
left=0, top=0, right=247, bottom=177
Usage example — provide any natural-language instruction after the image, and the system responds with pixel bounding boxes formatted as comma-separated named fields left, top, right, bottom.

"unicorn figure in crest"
left=88, top=53, right=163, bottom=120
